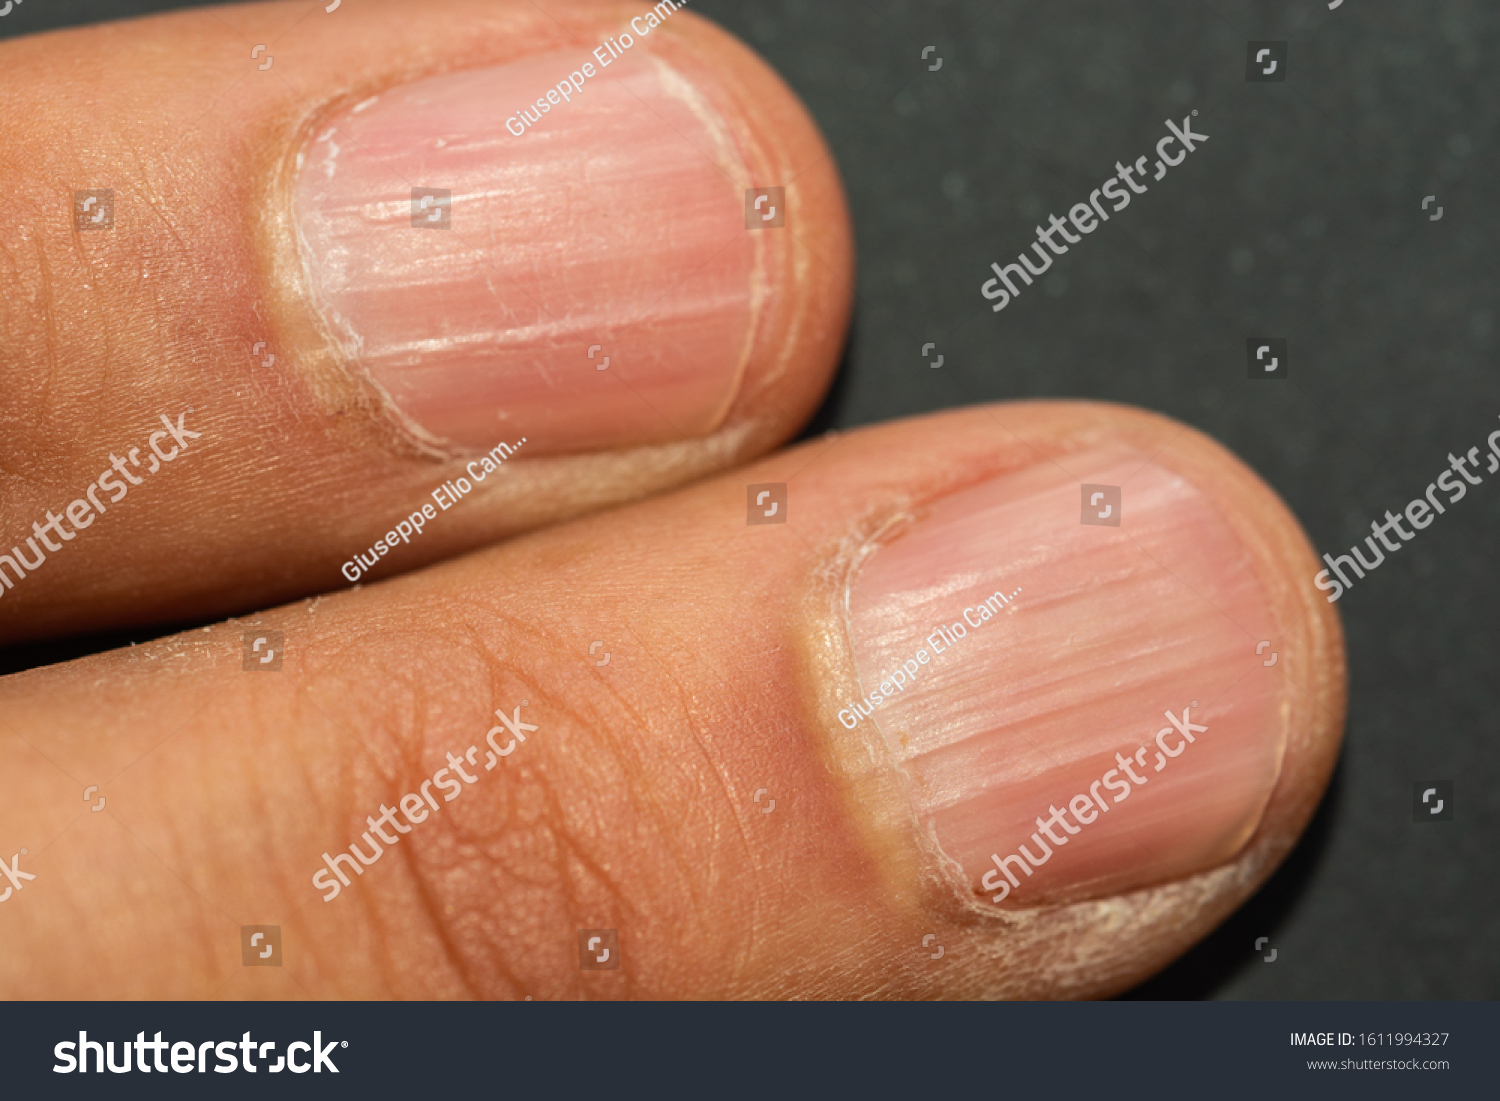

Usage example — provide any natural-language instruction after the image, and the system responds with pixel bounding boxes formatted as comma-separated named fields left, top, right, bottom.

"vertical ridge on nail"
left=845, top=448, right=1286, bottom=906
left=294, top=51, right=757, bottom=457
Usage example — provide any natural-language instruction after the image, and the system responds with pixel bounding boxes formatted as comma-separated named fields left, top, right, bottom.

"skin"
left=0, top=402, right=1344, bottom=1000
left=0, top=0, right=852, bottom=641
left=0, top=2, right=1346, bottom=998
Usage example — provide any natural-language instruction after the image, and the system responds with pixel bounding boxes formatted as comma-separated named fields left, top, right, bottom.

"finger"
left=0, top=0, right=852, bottom=641
left=0, top=401, right=1343, bottom=998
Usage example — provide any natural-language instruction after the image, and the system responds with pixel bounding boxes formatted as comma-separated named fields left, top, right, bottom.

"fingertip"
left=0, top=0, right=854, bottom=639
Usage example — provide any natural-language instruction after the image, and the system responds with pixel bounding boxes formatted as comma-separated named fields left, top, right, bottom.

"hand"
left=0, top=0, right=1343, bottom=999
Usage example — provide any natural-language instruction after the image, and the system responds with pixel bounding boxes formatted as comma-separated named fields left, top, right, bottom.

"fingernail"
left=294, top=50, right=759, bottom=456
left=844, top=448, right=1286, bottom=906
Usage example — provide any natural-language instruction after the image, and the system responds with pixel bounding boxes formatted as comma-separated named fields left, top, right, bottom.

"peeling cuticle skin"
left=292, top=50, right=762, bottom=459
left=842, top=446, right=1288, bottom=909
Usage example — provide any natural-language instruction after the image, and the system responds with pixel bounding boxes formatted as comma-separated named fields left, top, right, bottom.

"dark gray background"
left=3, top=0, right=1495, bottom=999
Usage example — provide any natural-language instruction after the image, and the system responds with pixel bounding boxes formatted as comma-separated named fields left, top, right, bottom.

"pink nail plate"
left=294, top=50, right=760, bottom=456
left=844, top=448, right=1286, bottom=906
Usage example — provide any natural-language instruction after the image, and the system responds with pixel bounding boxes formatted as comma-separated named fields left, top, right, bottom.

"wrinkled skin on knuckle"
left=303, top=597, right=752, bottom=999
